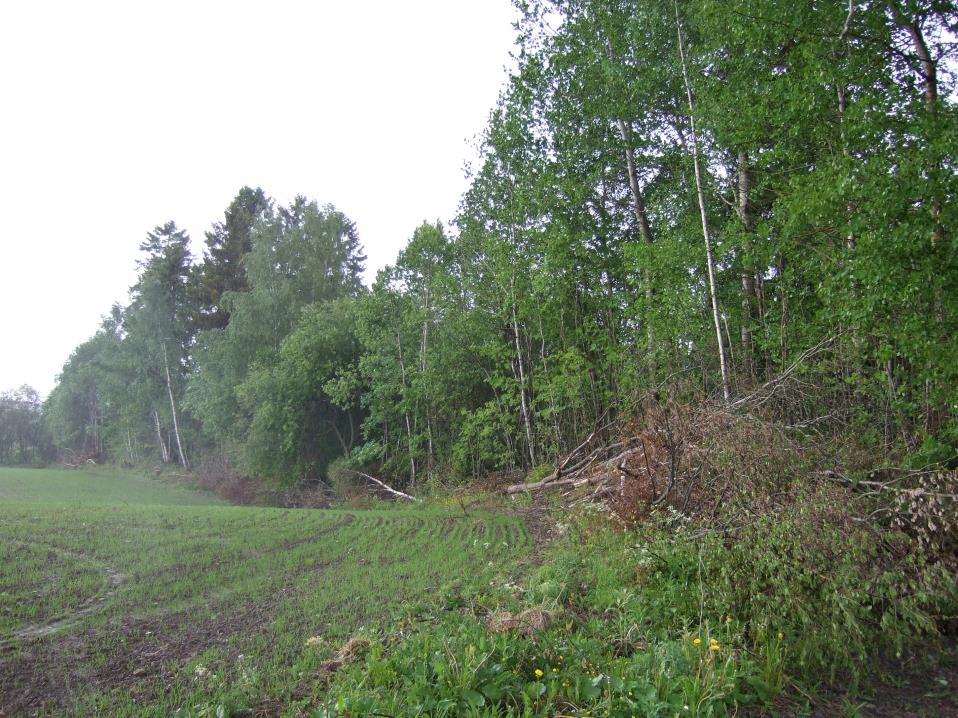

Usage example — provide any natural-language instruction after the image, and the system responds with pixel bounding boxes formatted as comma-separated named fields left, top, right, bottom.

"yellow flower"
left=692, top=637, right=702, bottom=645
left=552, top=667, right=558, bottom=673
left=534, top=668, right=544, bottom=677
left=710, top=638, right=718, bottom=646
left=710, top=644, right=720, bottom=652
left=778, top=632, right=784, bottom=640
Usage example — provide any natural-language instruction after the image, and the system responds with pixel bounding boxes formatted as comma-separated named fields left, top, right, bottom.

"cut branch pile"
left=504, top=422, right=632, bottom=496
left=505, top=395, right=802, bottom=525
left=61, top=450, right=98, bottom=469
left=822, top=467, right=958, bottom=564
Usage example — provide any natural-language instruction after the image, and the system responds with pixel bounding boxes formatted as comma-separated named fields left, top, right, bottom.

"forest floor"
left=0, top=467, right=953, bottom=717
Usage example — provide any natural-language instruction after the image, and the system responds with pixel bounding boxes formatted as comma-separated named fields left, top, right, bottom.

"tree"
left=192, top=187, right=272, bottom=331
left=0, top=385, right=49, bottom=465
left=240, top=298, right=364, bottom=483
left=187, top=198, right=367, bottom=479
left=124, top=222, right=196, bottom=467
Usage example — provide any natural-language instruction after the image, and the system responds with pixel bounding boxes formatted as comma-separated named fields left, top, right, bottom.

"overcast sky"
left=0, top=1, right=518, bottom=397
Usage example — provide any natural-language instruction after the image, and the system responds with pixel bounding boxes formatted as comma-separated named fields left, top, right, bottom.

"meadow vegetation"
left=0, top=468, right=531, bottom=716
left=2, top=468, right=955, bottom=717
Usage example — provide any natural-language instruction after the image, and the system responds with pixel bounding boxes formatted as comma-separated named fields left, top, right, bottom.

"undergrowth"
left=312, top=488, right=956, bottom=717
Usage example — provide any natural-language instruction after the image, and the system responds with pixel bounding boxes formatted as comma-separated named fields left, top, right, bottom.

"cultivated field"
left=0, top=468, right=531, bottom=716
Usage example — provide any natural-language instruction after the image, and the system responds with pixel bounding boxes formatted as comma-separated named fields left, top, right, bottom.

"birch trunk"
left=163, top=344, right=189, bottom=470
left=396, top=330, right=417, bottom=487
left=894, top=9, right=944, bottom=430
left=420, top=286, right=434, bottom=471
left=736, top=151, right=756, bottom=380
left=617, top=119, right=657, bottom=376
left=674, top=0, right=732, bottom=403
left=153, top=409, right=170, bottom=464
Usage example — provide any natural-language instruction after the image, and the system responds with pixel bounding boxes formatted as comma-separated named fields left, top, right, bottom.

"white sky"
left=0, top=0, right=518, bottom=397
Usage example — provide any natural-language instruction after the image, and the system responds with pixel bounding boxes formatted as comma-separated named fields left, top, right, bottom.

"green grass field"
left=0, top=468, right=532, bottom=716
left=3, top=468, right=954, bottom=718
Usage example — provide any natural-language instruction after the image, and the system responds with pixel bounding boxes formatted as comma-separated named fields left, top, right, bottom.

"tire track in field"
left=0, top=540, right=126, bottom=649
left=104, top=513, right=359, bottom=625
left=2, top=515, right=357, bottom=650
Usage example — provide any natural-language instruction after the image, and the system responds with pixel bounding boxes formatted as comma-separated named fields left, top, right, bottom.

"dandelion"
left=552, top=667, right=558, bottom=673
left=535, top=668, right=544, bottom=678
left=710, top=643, right=720, bottom=652
left=709, top=638, right=718, bottom=645
left=778, top=632, right=784, bottom=640
left=692, top=637, right=702, bottom=645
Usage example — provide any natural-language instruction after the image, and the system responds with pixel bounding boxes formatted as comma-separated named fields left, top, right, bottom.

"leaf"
left=526, top=681, right=547, bottom=699
left=746, top=675, right=773, bottom=703
left=462, top=689, right=486, bottom=708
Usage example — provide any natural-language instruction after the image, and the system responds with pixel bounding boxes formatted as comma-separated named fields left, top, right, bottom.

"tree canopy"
left=29, top=0, right=956, bottom=486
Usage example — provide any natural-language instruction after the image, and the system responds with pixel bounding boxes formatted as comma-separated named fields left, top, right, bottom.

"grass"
left=0, top=467, right=532, bottom=716
left=0, top=466, right=227, bottom=507
left=318, top=494, right=956, bottom=718
left=2, top=469, right=954, bottom=717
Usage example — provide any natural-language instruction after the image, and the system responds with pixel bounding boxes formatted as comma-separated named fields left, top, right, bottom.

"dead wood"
left=504, top=437, right=623, bottom=494
left=349, top=470, right=421, bottom=502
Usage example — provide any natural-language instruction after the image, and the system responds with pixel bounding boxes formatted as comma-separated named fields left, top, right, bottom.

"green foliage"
left=38, top=0, right=958, bottom=511
left=0, top=385, right=50, bottom=465
left=907, top=421, right=958, bottom=469
left=192, top=186, right=271, bottom=331
left=188, top=197, right=365, bottom=456
left=239, top=298, right=363, bottom=484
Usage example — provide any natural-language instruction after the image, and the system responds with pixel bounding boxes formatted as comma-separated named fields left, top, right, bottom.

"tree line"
left=8, top=0, right=954, bottom=486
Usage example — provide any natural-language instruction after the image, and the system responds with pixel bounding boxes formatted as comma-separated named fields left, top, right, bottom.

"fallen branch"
left=351, top=471, right=421, bottom=502
left=730, top=334, right=839, bottom=411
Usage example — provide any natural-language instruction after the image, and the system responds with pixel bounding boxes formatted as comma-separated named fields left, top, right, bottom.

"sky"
left=0, top=0, right=519, bottom=397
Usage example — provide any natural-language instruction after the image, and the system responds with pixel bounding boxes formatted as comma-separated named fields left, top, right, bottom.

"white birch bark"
left=153, top=409, right=170, bottom=464
left=617, top=119, right=657, bottom=374
left=674, top=0, right=732, bottom=403
left=163, top=344, right=189, bottom=470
